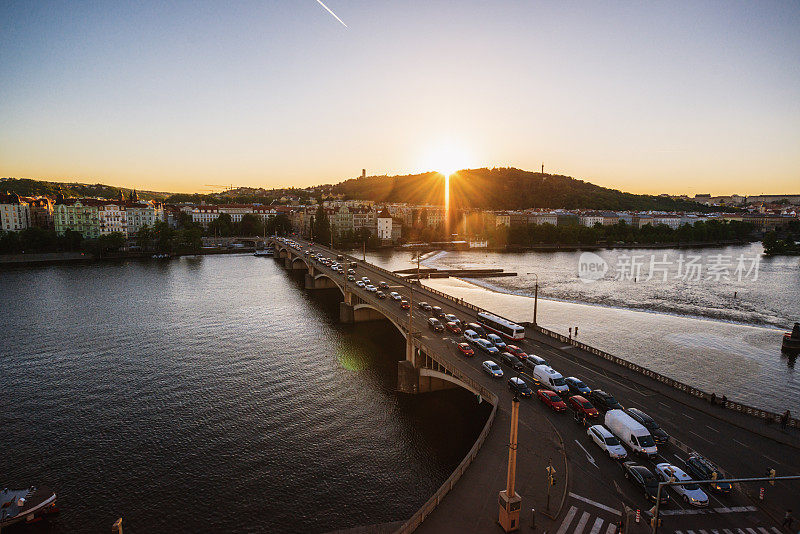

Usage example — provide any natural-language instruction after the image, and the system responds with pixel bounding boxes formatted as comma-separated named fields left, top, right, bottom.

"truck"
left=604, top=409, right=658, bottom=457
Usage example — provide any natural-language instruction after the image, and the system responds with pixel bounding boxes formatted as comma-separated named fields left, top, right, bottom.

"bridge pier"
left=398, top=338, right=458, bottom=394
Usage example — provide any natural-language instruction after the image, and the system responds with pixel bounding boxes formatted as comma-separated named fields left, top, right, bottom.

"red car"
left=400, top=300, right=410, bottom=309
left=537, top=389, right=567, bottom=412
left=568, top=395, right=599, bottom=418
left=457, top=342, right=474, bottom=357
left=505, top=345, right=528, bottom=360
left=446, top=322, right=462, bottom=334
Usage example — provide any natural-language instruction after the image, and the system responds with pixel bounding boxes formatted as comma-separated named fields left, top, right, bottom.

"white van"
left=604, top=409, right=658, bottom=457
left=463, top=329, right=480, bottom=343
left=532, top=365, right=569, bottom=394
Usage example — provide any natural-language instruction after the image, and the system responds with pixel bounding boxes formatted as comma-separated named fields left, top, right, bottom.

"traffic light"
left=769, top=468, right=776, bottom=486
left=650, top=517, right=662, bottom=527
left=711, top=471, right=717, bottom=481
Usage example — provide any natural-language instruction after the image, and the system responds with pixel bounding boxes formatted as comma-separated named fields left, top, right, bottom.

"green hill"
left=332, top=167, right=730, bottom=212
left=0, top=178, right=170, bottom=201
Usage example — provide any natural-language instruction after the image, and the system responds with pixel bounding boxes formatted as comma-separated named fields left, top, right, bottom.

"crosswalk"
left=673, top=529, right=782, bottom=534
left=556, top=505, right=619, bottom=534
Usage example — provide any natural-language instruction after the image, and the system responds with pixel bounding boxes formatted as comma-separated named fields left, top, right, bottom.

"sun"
left=419, top=139, right=473, bottom=177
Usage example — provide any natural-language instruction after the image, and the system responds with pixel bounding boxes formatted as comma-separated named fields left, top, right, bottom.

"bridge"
left=269, top=237, right=800, bottom=534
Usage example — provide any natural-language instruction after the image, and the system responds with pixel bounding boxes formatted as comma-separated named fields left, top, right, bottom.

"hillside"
left=0, top=178, right=171, bottom=201
left=332, top=167, right=730, bottom=212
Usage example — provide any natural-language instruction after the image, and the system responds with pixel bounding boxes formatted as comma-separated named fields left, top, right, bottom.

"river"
left=0, top=255, right=490, bottom=533
left=365, top=242, right=800, bottom=414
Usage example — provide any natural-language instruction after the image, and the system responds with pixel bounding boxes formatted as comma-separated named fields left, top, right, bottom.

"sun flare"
left=419, top=139, right=473, bottom=178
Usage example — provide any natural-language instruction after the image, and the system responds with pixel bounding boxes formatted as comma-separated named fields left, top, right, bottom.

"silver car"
left=655, top=463, right=708, bottom=507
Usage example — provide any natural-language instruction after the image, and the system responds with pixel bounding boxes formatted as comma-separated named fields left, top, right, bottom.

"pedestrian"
left=575, top=326, right=579, bottom=337
left=569, top=327, right=572, bottom=340
left=781, top=410, right=790, bottom=429
left=782, top=509, right=793, bottom=528
left=711, top=393, right=716, bottom=405
left=722, top=395, right=727, bottom=405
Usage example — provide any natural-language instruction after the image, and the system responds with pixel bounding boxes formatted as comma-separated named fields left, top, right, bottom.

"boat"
left=782, top=322, right=800, bottom=354
left=1, top=486, right=57, bottom=527
left=151, top=253, right=171, bottom=259
left=253, top=247, right=274, bottom=257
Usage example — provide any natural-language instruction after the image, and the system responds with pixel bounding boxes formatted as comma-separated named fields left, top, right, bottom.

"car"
left=457, top=342, right=474, bottom=357
left=683, top=454, right=732, bottom=494
left=508, top=377, right=533, bottom=398
left=400, top=300, right=410, bottom=309
left=622, top=462, right=670, bottom=504
left=365, top=284, right=377, bottom=292
left=568, top=395, right=599, bottom=419
left=347, top=269, right=355, bottom=275
left=565, top=377, right=591, bottom=396
left=587, top=425, right=627, bottom=459
left=466, top=323, right=488, bottom=338
left=376, top=291, right=387, bottom=299
left=445, top=322, right=461, bottom=334
left=588, top=390, right=623, bottom=412
left=505, top=345, right=528, bottom=360
left=482, top=360, right=503, bottom=378
left=537, top=390, right=567, bottom=412
left=443, top=314, right=461, bottom=326
left=624, top=408, right=669, bottom=444
left=475, top=339, right=499, bottom=355
left=430, top=306, right=444, bottom=317
left=463, top=329, right=480, bottom=343
left=331, top=262, right=339, bottom=269
left=390, top=292, right=402, bottom=301
left=427, top=318, right=444, bottom=332
left=655, top=463, right=708, bottom=507
left=418, top=301, right=431, bottom=311
left=498, top=351, right=524, bottom=370
left=523, top=355, right=548, bottom=370
left=378, top=281, right=389, bottom=289
left=486, top=333, right=507, bottom=351
left=361, top=277, right=370, bottom=284
left=347, top=275, right=356, bottom=281
left=355, top=280, right=366, bottom=288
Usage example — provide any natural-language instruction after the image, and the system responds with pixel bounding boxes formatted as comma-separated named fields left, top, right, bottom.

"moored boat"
left=782, top=322, right=800, bottom=354
left=1, top=486, right=57, bottom=527
left=253, top=247, right=274, bottom=257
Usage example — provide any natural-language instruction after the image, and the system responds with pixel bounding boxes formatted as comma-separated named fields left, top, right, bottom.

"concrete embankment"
left=0, top=248, right=255, bottom=267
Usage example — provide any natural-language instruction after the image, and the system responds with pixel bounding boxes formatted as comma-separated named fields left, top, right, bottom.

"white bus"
left=476, top=312, right=525, bottom=340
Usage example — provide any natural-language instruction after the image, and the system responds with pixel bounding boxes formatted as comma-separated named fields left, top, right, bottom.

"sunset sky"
left=1, top=1, right=798, bottom=195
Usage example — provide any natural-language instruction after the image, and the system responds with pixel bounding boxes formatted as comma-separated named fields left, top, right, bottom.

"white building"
left=98, top=203, right=127, bottom=235
left=377, top=209, right=393, bottom=240
left=125, top=203, right=159, bottom=235
left=192, top=206, right=220, bottom=228
left=579, top=212, right=605, bottom=227
left=0, top=192, right=30, bottom=232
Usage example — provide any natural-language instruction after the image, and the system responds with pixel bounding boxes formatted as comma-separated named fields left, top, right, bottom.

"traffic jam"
left=275, top=238, right=773, bottom=529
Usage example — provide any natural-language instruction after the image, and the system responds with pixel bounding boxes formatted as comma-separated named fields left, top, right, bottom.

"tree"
left=208, top=213, right=233, bottom=237
left=136, top=225, right=153, bottom=250
left=152, top=221, right=175, bottom=253
left=312, top=205, right=331, bottom=244
left=266, top=214, right=292, bottom=236
left=238, top=213, right=264, bottom=236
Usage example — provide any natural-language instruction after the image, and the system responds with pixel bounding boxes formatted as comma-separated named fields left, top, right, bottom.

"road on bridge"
left=272, top=237, right=799, bottom=534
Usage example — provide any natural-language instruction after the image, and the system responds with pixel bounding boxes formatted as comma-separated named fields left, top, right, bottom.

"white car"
left=365, top=284, right=377, bottom=292
left=355, top=281, right=365, bottom=288
left=655, top=463, right=708, bottom=507
left=482, top=360, right=503, bottom=378
left=587, top=425, right=627, bottom=459
left=361, top=277, right=370, bottom=284
left=390, top=292, right=402, bottom=301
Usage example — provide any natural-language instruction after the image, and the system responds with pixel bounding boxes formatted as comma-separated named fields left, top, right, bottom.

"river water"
left=365, top=243, right=800, bottom=414
left=0, top=255, right=490, bottom=533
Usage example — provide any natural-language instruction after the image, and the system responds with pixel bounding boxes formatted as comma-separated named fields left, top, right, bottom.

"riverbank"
left=0, top=248, right=255, bottom=267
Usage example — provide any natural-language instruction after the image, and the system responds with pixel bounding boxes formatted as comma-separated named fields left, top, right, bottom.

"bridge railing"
left=527, top=325, right=800, bottom=429
left=395, top=338, right=498, bottom=534
left=278, top=237, right=800, bottom=429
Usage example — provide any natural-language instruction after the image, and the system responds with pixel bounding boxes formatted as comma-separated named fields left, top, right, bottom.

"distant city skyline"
left=1, top=1, right=798, bottom=195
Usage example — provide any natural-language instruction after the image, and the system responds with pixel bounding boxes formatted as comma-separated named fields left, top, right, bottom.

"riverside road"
left=271, top=237, right=799, bottom=534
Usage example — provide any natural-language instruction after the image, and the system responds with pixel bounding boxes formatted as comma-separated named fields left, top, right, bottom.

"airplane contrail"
left=315, top=0, right=348, bottom=28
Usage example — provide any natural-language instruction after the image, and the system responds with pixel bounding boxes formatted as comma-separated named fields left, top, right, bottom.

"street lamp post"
left=527, top=273, right=539, bottom=326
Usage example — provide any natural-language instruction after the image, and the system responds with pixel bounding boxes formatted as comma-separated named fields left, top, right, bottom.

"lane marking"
left=683, top=413, right=695, bottom=420
left=605, top=525, right=617, bottom=534
left=659, top=505, right=757, bottom=516
left=567, top=493, right=623, bottom=516
left=673, top=454, right=686, bottom=464
left=574, top=440, right=598, bottom=469
left=746, top=529, right=758, bottom=534
left=763, top=454, right=782, bottom=466
left=758, top=528, right=770, bottom=534
left=705, top=425, right=720, bottom=433
left=556, top=506, right=578, bottom=534
left=688, top=430, right=713, bottom=444
left=589, top=517, right=604, bottom=534
left=732, top=438, right=749, bottom=448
